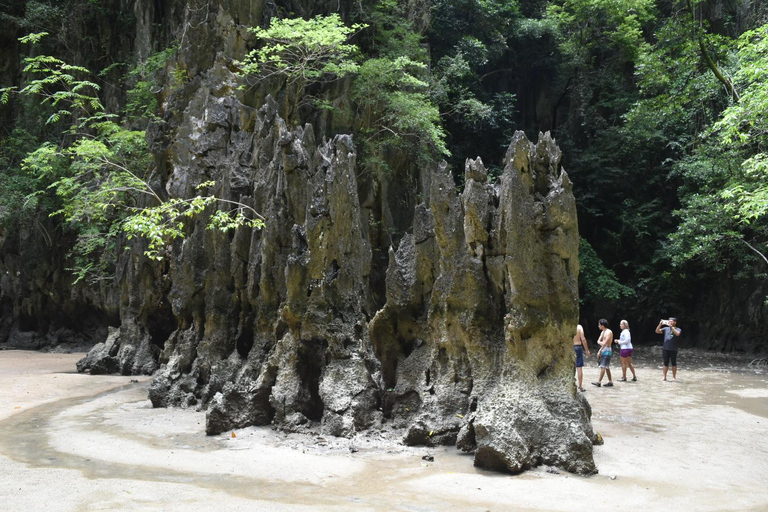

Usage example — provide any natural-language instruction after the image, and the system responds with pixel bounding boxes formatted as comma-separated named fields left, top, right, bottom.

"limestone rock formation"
left=74, top=68, right=594, bottom=471
left=1, top=0, right=595, bottom=474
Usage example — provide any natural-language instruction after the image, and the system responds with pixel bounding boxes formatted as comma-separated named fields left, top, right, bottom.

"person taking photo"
left=656, top=317, right=681, bottom=381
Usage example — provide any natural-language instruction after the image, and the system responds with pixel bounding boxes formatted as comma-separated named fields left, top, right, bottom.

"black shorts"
left=663, top=349, right=678, bottom=367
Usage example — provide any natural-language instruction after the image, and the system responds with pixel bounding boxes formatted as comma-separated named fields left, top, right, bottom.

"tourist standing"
left=592, top=319, right=614, bottom=387
left=656, top=317, right=681, bottom=381
left=617, top=319, right=636, bottom=382
left=574, top=324, right=591, bottom=391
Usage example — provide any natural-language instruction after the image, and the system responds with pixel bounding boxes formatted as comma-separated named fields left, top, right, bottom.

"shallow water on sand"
left=0, top=349, right=767, bottom=511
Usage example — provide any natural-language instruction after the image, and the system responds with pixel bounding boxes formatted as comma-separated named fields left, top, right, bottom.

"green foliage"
left=3, top=33, right=263, bottom=282
left=1, top=33, right=105, bottom=126
left=430, top=50, right=494, bottom=126
left=240, top=14, right=365, bottom=87
left=713, top=25, right=768, bottom=242
left=0, top=2, right=64, bottom=34
left=350, top=2, right=451, bottom=175
left=665, top=23, right=768, bottom=270
left=714, top=25, right=768, bottom=159
left=124, top=45, right=184, bottom=121
left=723, top=156, right=768, bottom=225
left=426, top=0, right=525, bottom=171
left=0, top=127, right=51, bottom=230
left=0, top=168, right=37, bottom=229
left=627, top=13, right=729, bottom=138
left=429, top=0, right=520, bottom=63
left=540, top=0, right=766, bottom=322
left=547, top=0, right=656, bottom=63
left=578, top=237, right=635, bottom=303
left=363, top=0, right=430, bottom=61
left=3, top=1, right=766, bottom=326
left=238, top=9, right=448, bottom=174
left=237, top=14, right=367, bottom=123
left=667, top=193, right=737, bottom=270
left=123, top=182, right=264, bottom=261
left=23, top=122, right=150, bottom=223
left=353, top=55, right=447, bottom=174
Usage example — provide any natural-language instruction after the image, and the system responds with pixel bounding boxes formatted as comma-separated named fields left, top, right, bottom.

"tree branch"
left=737, top=237, right=768, bottom=266
left=687, top=0, right=740, bottom=103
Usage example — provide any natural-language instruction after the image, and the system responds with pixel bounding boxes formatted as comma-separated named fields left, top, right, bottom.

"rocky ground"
left=0, top=347, right=766, bottom=511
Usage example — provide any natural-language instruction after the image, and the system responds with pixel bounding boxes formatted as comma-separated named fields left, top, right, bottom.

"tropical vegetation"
left=0, top=0, right=766, bottom=329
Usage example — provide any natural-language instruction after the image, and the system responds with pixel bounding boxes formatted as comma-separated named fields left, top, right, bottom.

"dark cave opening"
left=381, top=335, right=418, bottom=391
left=145, top=300, right=177, bottom=349
left=236, top=322, right=255, bottom=359
left=17, top=312, right=39, bottom=333
left=296, top=337, right=327, bottom=421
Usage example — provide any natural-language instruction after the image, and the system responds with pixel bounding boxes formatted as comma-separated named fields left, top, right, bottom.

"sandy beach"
left=0, top=348, right=766, bottom=511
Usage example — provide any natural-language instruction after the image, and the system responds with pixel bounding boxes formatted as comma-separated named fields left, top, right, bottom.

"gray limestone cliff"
left=0, top=0, right=596, bottom=474
left=78, top=79, right=595, bottom=472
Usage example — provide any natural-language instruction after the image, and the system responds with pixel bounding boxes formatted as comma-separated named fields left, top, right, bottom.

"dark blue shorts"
left=574, top=345, right=584, bottom=367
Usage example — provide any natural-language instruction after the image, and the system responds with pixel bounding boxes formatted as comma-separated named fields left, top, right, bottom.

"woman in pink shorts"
left=617, top=319, right=636, bottom=381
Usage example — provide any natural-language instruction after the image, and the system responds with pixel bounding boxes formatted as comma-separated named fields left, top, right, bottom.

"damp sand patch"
left=2, top=349, right=768, bottom=511
left=724, top=388, right=768, bottom=398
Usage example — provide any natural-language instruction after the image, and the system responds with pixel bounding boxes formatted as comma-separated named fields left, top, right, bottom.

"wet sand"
left=0, top=349, right=767, bottom=511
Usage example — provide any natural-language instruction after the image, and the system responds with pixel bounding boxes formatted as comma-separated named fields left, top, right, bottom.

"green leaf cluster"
left=353, top=55, right=447, bottom=174
left=123, top=194, right=264, bottom=261
left=240, top=14, right=365, bottom=87
left=1, top=33, right=105, bottom=127
left=578, top=237, right=635, bottom=304
left=547, top=0, right=656, bottom=63
left=238, top=10, right=449, bottom=175
left=2, top=33, right=264, bottom=282
left=662, top=23, right=768, bottom=271
left=124, top=45, right=184, bottom=122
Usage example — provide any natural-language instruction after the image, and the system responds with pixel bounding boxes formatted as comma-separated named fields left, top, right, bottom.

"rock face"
left=0, top=221, right=119, bottom=354
left=1, top=0, right=594, bottom=474
left=79, top=63, right=594, bottom=471
left=686, top=271, right=768, bottom=352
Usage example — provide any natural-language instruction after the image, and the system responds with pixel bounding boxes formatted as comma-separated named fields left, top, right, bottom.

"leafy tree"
left=239, top=10, right=449, bottom=176
left=0, top=128, right=39, bottom=228
left=353, top=56, right=448, bottom=175
left=239, top=14, right=366, bottom=117
left=123, top=44, right=186, bottom=123
left=547, top=0, right=655, bottom=64
left=667, top=23, right=768, bottom=271
left=2, top=33, right=263, bottom=282
left=542, top=0, right=665, bottom=314
left=578, top=237, right=634, bottom=304
left=427, top=0, right=525, bottom=173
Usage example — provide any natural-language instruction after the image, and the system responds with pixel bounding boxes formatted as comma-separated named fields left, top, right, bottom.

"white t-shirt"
left=619, top=329, right=632, bottom=349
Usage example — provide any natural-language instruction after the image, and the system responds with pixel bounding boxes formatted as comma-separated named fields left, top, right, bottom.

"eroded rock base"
left=79, top=89, right=595, bottom=474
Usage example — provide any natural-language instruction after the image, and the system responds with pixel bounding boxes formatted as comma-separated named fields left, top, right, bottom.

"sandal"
left=631, top=376, right=637, bottom=381
left=618, top=377, right=627, bottom=382
left=591, top=382, right=601, bottom=387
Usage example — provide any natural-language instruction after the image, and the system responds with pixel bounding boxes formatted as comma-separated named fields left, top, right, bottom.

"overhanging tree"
left=1, top=33, right=264, bottom=281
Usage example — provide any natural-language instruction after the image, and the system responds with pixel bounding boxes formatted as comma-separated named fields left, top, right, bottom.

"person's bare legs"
left=605, top=368, right=612, bottom=383
left=576, top=367, right=584, bottom=389
left=672, top=365, right=677, bottom=381
left=628, top=357, right=636, bottom=379
left=662, top=365, right=668, bottom=381
left=593, top=368, right=605, bottom=385
left=620, top=357, right=628, bottom=380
